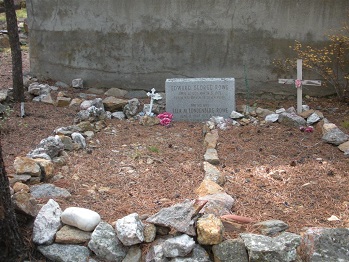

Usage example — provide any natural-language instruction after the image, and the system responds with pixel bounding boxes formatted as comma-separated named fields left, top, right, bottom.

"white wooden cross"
left=146, top=88, right=162, bottom=115
left=278, top=59, right=321, bottom=114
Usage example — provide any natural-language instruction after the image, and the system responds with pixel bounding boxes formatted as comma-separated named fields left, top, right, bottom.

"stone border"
left=8, top=85, right=349, bottom=261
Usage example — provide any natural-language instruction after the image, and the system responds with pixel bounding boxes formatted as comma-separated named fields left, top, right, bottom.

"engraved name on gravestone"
left=165, top=78, right=235, bottom=121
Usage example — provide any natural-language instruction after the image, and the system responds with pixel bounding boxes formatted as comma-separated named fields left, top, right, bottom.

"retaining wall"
left=26, top=0, right=349, bottom=97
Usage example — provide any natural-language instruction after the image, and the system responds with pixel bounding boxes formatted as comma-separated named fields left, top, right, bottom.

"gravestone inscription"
left=165, top=78, right=235, bottom=122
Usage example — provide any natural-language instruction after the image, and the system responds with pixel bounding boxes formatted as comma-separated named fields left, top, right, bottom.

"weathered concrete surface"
left=27, top=0, right=347, bottom=96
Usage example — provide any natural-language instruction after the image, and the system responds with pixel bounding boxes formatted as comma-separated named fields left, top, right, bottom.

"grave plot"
left=2, top=87, right=349, bottom=260
left=13, top=96, right=344, bottom=236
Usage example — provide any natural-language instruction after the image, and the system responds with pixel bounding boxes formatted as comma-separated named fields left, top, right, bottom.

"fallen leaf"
left=220, top=214, right=255, bottom=224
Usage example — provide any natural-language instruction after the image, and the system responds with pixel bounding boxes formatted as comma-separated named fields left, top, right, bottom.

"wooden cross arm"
left=278, top=79, right=321, bottom=86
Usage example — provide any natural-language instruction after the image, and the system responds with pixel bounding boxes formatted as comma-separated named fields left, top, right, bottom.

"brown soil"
left=1, top=50, right=349, bottom=259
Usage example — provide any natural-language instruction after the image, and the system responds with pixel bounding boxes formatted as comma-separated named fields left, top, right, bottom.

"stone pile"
left=3, top=80, right=349, bottom=261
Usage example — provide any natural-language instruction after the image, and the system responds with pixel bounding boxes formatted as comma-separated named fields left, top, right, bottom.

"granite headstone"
left=165, top=78, right=235, bottom=121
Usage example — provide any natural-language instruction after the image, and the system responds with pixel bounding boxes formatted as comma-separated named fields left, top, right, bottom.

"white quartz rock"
left=61, top=207, right=101, bottom=232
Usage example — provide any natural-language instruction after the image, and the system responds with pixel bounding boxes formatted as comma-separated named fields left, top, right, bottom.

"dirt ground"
left=1, top=50, right=349, bottom=259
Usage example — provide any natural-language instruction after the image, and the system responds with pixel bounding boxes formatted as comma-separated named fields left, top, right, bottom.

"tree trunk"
left=4, top=0, right=24, bottom=103
left=0, top=140, right=24, bottom=261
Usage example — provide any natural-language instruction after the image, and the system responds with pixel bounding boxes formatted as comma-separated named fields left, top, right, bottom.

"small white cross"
left=278, top=59, right=321, bottom=114
left=146, top=88, right=162, bottom=115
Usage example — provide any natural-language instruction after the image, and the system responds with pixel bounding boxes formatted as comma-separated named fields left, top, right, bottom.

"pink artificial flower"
left=157, top=113, right=165, bottom=119
left=305, top=126, right=314, bottom=133
left=295, top=79, right=302, bottom=88
left=299, top=126, right=306, bottom=132
left=160, top=117, right=171, bottom=126
left=158, top=112, right=173, bottom=120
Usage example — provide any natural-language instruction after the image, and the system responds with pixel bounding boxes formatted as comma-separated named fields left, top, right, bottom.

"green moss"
left=148, top=146, right=159, bottom=153
left=341, top=120, right=349, bottom=129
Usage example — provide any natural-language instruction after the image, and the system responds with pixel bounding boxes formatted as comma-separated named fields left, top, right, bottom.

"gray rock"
left=124, top=90, right=148, bottom=99
left=55, top=81, right=70, bottom=88
left=253, top=220, right=289, bottom=236
left=79, top=98, right=104, bottom=111
left=123, top=98, right=140, bottom=118
left=198, top=193, right=235, bottom=217
left=78, top=93, right=97, bottom=99
left=72, top=78, right=84, bottom=88
left=278, top=112, right=306, bottom=127
left=12, top=192, right=39, bottom=217
left=27, top=149, right=52, bottom=160
left=9, top=174, right=31, bottom=184
left=307, top=112, right=322, bottom=125
left=111, top=111, right=126, bottom=120
left=28, top=136, right=64, bottom=159
left=265, top=114, right=279, bottom=123
left=256, top=107, right=274, bottom=118
left=275, top=108, right=286, bottom=114
left=28, top=83, right=51, bottom=96
left=322, top=124, right=349, bottom=145
left=84, top=130, right=95, bottom=138
left=163, top=234, right=195, bottom=258
left=105, top=111, right=112, bottom=119
left=169, top=245, right=212, bottom=262
left=240, top=232, right=301, bottom=262
left=212, top=239, right=248, bottom=262
left=299, top=227, right=349, bottom=262
left=203, top=161, right=226, bottom=186
left=33, top=199, right=62, bottom=245
left=88, top=221, right=127, bottom=262
left=75, top=106, right=107, bottom=124
left=30, top=183, right=71, bottom=199
left=115, top=213, right=144, bottom=246
left=230, top=111, right=244, bottom=119
left=59, top=135, right=74, bottom=151
left=123, top=246, right=142, bottom=262
left=0, top=90, right=8, bottom=103
left=55, top=125, right=83, bottom=136
left=28, top=82, right=41, bottom=96
left=0, top=103, right=8, bottom=115
left=38, top=244, right=90, bottom=262
left=204, top=148, right=220, bottom=165
left=171, top=245, right=212, bottom=262
left=87, top=87, right=105, bottom=95
left=302, top=105, right=310, bottom=111
left=286, top=107, right=297, bottom=114
left=210, top=116, right=225, bottom=126
left=145, top=241, right=168, bottom=262
left=52, top=151, right=69, bottom=166
left=80, top=100, right=95, bottom=110
left=104, top=87, right=128, bottom=97
left=40, top=93, right=55, bottom=104
left=146, top=199, right=205, bottom=236
left=71, top=132, right=86, bottom=149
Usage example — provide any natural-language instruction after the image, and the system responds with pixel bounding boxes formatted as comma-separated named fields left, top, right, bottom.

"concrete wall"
left=26, top=0, right=349, bottom=97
